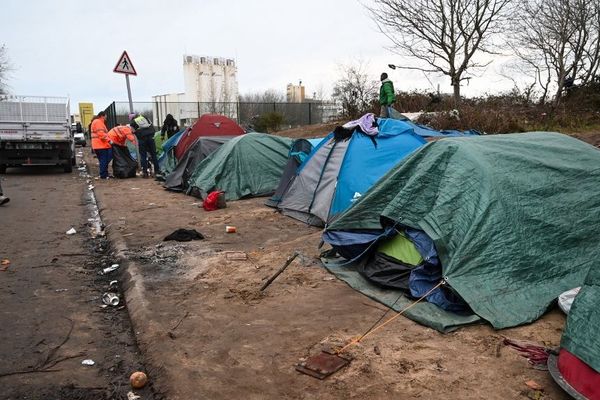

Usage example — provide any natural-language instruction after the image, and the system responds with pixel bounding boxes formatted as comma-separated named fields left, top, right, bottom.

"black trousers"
left=138, top=135, right=160, bottom=174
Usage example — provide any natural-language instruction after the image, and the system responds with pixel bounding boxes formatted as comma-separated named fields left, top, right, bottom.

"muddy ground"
left=0, top=157, right=154, bottom=399
left=80, top=126, right=600, bottom=400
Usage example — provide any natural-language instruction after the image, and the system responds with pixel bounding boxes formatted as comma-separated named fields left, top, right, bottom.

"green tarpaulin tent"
left=327, top=132, right=600, bottom=329
left=187, top=132, right=293, bottom=200
left=561, top=266, right=600, bottom=373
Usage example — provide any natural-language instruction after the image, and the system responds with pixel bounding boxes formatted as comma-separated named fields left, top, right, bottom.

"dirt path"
left=86, top=149, right=570, bottom=399
left=0, top=157, right=153, bottom=400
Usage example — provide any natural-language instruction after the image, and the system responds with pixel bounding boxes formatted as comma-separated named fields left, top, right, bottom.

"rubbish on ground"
left=525, top=380, right=543, bottom=391
left=81, top=359, right=95, bottom=366
left=66, top=228, right=77, bottom=235
left=102, top=292, right=120, bottom=306
left=130, top=371, right=148, bottom=389
left=225, top=225, right=237, bottom=233
left=100, top=264, right=120, bottom=275
left=109, top=280, right=118, bottom=288
left=127, top=392, right=141, bottom=400
left=130, top=187, right=140, bottom=190
left=88, top=185, right=94, bottom=190
left=295, top=347, right=351, bottom=379
left=55, top=288, right=68, bottom=292
left=203, top=190, right=225, bottom=211
left=260, top=252, right=299, bottom=291
left=163, top=228, right=204, bottom=242
left=558, top=287, right=581, bottom=314
left=225, top=251, right=247, bottom=261
left=1, top=259, right=10, bottom=271
left=323, top=276, right=335, bottom=281
left=503, top=337, right=552, bottom=370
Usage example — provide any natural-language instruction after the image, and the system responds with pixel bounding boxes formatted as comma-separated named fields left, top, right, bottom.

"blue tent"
left=274, top=118, right=473, bottom=227
left=158, top=130, right=184, bottom=174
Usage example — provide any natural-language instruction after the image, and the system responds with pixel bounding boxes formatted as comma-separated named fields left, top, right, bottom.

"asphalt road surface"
left=0, top=161, right=152, bottom=400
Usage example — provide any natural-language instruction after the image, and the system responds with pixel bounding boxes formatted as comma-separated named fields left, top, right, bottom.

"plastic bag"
left=203, top=191, right=224, bottom=211
left=558, top=287, right=581, bottom=314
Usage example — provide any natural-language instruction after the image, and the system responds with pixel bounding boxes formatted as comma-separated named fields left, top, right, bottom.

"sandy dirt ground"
left=0, top=159, right=153, bottom=399
left=80, top=128, right=600, bottom=399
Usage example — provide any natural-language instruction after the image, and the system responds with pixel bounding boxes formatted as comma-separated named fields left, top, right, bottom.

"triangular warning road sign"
left=113, top=51, right=137, bottom=75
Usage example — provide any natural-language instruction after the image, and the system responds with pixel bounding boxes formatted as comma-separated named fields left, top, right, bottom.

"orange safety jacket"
left=108, top=125, right=136, bottom=147
left=91, top=118, right=111, bottom=150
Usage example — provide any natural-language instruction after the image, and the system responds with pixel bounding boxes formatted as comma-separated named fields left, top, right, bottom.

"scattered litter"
left=525, top=380, right=543, bottom=391
left=148, top=202, right=156, bottom=206
left=109, top=280, right=118, bottom=288
left=323, top=276, right=335, bottom=281
left=190, top=202, right=201, bottom=206
left=127, top=392, right=141, bottom=400
left=1, top=259, right=10, bottom=271
left=55, top=288, right=69, bottom=292
left=503, top=338, right=552, bottom=370
left=122, top=233, right=134, bottom=237
left=130, top=187, right=140, bottom=190
left=225, top=225, right=237, bottom=233
left=130, top=371, right=148, bottom=389
left=163, top=228, right=204, bottom=242
left=88, top=185, right=95, bottom=190
left=81, top=359, right=95, bottom=366
left=78, top=166, right=86, bottom=171
left=102, top=292, right=120, bottom=306
left=100, top=264, right=120, bottom=275
left=66, top=228, right=77, bottom=235
left=225, top=251, right=247, bottom=261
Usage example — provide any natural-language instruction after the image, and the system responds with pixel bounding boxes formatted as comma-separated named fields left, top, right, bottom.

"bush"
left=253, top=112, right=285, bottom=133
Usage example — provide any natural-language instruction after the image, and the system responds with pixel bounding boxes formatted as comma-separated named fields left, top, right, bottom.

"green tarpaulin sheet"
left=561, top=266, right=600, bottom=373
left=322, top=256, right=481, bottom=333
left=328, top=132, right=600, bottom=329
left=187, top=133, right=293, bottom=200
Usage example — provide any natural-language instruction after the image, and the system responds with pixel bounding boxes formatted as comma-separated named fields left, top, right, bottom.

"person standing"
left=91, top=111, right=112, bottom=179
left=129, top=113, right=160, bottom=178
left=160, top=114, right=180, bottom=140
left=379, top=73, right=395, bottom=118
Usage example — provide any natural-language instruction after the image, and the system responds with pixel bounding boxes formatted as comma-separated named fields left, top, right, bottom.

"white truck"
left=0, top=95, right=75, bottom=173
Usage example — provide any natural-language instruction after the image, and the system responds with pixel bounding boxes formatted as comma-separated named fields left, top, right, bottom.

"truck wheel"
left=0, top=165, right=6, bottom=174
left=63, top=163, right=73, bottom=173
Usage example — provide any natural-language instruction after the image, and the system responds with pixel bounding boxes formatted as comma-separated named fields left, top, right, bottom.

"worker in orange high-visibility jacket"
left=108, top=124, right=137, bottom=147
left=91, top=111, right=113, bottom=179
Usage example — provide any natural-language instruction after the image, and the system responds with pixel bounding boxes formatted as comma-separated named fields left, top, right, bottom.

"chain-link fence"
left=103, top=101, right=342, bottom=130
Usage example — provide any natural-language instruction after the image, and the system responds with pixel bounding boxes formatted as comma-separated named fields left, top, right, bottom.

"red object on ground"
left=203, top=191, right=224, bottom=211
left=558, top=348, right=600, bottom=399
left=174, top=114, right=244, bottom=160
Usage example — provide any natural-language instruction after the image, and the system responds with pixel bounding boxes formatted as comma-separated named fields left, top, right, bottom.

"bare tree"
left=510, top=0, right=600, bottom=105
left=239, top=89, right=285, bottom=103
left=332, top=61, right=378, bottom=118
left=367, top=0, right=512, bottom=103
left=0, top=45, right=11, bottom=95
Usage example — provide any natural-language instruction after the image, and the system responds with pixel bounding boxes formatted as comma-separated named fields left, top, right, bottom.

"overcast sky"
left=2, top=0, right=516, bottom=113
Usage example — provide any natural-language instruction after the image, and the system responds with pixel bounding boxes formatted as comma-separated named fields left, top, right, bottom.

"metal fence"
left=103, top=101, right=342, bottom=131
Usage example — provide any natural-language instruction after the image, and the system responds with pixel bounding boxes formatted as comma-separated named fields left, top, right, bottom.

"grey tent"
left=164, top=136, right=231, bottom=191
left=265, top=138, right=322, bottom=208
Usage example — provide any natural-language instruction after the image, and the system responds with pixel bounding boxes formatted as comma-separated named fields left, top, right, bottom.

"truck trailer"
left=0, top=95, right=75, bottom=173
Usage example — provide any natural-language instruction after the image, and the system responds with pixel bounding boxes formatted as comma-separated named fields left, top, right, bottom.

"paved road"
left=0, top=161, right=152, bottom=400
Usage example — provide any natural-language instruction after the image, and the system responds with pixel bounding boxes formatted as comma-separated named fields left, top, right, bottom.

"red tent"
left=174, top=114, right=244, bottom=160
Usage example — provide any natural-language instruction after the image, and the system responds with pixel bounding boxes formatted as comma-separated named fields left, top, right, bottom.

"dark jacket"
left=161, top=116, right=179, bottom=139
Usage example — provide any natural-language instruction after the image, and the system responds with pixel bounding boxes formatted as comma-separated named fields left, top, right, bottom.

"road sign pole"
left=125, top=74, right=134, bottom=114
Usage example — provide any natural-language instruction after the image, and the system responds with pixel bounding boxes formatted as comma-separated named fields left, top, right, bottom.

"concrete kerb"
left=80, top=152, right=165, bottom=393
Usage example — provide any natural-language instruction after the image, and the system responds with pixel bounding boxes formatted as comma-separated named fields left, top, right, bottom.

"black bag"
left=112, top=144, right=137, bottom=178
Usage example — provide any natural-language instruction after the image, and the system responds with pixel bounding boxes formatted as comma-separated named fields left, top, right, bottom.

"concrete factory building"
left=153, top=54, right=239, bottom=126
